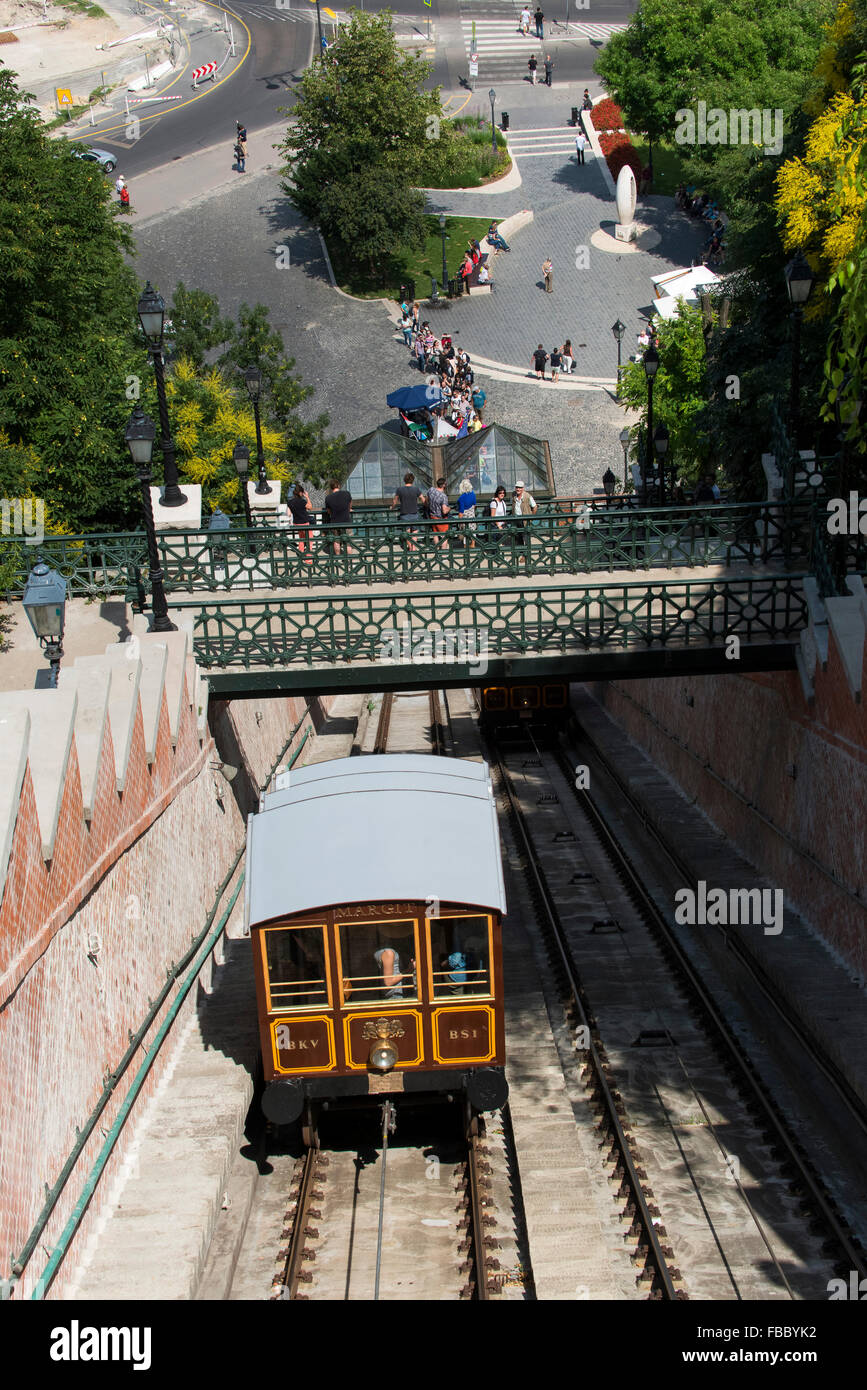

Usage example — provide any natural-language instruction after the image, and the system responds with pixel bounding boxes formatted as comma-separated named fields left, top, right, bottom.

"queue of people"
left=398, top=303, right=488, bottom=439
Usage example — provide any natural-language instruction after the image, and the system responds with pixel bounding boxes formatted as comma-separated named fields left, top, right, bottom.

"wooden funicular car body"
left=245, top=755, right=509, bottom=1127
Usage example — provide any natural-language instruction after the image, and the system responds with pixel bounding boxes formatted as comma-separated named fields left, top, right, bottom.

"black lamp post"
left=643, top=343, right=660, bottom=500
left=125, top=406, right=177, bottom=632
left=653, top=423, right=670, bottom=505
left=244, top=365, right=270, bottom=495
left=602, top=468, right=616, bottom=504
left=23, top=561, right=67, bottom=686
left=784, top=250, right=815, bottom=495
left=439, top=212, right=448, bottom=297
left=611, top=319, right=626, bottom=396
left=137, top=282, right=187, bottom=508
left=233, top=441, right=254, bottom=530
left=489, top=88, right=497, bottom=155
left=315, top=0, right=325, bottom=53
left=619, top=426, right=631, bottom=490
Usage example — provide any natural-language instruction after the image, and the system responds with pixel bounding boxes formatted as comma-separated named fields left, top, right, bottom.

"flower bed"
left=594, top=123, right=644, bottom=184
left=590, top=97, right=625, bottom=132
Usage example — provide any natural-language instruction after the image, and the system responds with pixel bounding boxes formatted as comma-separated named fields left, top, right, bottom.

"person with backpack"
left=550, top=345, right=562, bottom=382
left=234, top=131, right=247, bottom=173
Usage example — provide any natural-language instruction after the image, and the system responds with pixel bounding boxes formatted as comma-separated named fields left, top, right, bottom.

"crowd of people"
left=397, top=295, right=489, bottom=439
left=391, top=471, right=538, bottom=551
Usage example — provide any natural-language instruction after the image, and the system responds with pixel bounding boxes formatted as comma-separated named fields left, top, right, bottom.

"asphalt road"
left=95, top=0, right=636, bottom=176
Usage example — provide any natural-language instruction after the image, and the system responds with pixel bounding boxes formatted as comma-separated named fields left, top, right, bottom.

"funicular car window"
left=338, top=919, right=419, bottom=1004
left=428, top=915, right=492, bottom=999
left=264, top=925, right=329, bottom=1011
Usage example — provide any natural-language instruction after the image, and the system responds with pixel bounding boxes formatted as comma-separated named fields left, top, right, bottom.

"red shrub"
left=597, top=130, right=631, bottom=156
left=590, top=97, right=625, bottom=131
left=607, top=144, right=644, bottom=182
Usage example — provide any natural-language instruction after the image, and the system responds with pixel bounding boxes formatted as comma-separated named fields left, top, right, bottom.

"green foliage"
left=418, top=115, right=510, bottom=189
left=0, top=68, right=146, bottom=531
left=166, top=284, right=234, bottom=368
left=618, top=306, right=715, bottom=480
left=318, top=165, right=428, bottom=278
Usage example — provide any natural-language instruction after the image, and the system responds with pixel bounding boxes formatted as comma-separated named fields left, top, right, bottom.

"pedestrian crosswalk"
left=460, top=17, right=627, bottom=82
left=238, top=3, right=313, bottom=23
left=506, top=125, right=588, bottom=156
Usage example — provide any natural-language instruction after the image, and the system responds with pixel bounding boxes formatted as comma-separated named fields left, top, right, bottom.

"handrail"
left=7, top=713, right=313, bottom=1300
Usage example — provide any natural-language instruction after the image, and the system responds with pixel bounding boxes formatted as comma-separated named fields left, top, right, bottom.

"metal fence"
left=173, top=573, right=810, bottom=672
left=0, top=501, right=825, bottom=601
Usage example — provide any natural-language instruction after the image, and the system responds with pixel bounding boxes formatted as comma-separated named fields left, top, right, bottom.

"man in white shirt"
left=575, top=131, right=587, bottom=164
left=512, top=480, right=537, bottom=554
left=520, top=5, right=531, bottom=33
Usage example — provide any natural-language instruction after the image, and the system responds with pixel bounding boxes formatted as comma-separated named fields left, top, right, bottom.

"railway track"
left=487, top=720, right=867, bottom=1299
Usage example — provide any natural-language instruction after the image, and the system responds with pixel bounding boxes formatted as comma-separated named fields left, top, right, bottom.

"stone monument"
left=615, top=165, right=638, bottom=242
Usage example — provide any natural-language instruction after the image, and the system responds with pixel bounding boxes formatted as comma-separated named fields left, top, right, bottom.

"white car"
left=75, top=146, right=118, bottom=173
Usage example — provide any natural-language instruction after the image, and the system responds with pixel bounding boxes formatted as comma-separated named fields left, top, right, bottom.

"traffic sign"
left=469, top=56, right=479, bottom=76
left=191, top=61, right=217, bottom=86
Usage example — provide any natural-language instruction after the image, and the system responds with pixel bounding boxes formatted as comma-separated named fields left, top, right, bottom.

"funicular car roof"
left=245, top=755, right=506, bottom=926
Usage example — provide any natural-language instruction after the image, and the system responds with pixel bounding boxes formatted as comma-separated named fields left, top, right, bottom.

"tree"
left=279, top=10, right=437, bottom=272
left=0, top=69, right=148, bottom=530
left=166, top=284, right=234, bottom=368
left=317, top=166, right=427, bottom=276
left=618, top=306, right=714, bottom=481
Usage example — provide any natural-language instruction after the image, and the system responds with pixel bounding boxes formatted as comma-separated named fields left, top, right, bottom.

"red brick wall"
left=0, top=680, right=329, bottom=1298
left=586, top=628, right=867, bottom=973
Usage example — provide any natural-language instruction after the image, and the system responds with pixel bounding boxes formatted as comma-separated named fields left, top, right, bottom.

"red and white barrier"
left=191, top=60, right=217, bottom=87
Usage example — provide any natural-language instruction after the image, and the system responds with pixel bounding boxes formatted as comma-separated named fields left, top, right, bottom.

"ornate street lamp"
left=137, top=281, right=187, bottom=508
left=233, top=441, right=254, bottom=530
left=489, top=88, right=497, bottom=155
left=23, top=561, right=67, bottom=686
left=612, top=319, right=626, bottom=395
left=243, top=365, right=271, bottom=495
left=602, top=468, right=616, bottom=503
left=784, top=250, right=815, bottom=493
left=619, top=426, right=631, bottom=490
left=643, top=344, right=660, bottom=500
left=439, top=213, right=449, bottom=298
left=653, top=422, right=670, bottom=505
left=125, top=406, right=177, bottom=632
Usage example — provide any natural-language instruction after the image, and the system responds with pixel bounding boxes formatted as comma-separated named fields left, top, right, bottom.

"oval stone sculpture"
left=615, top=165, right=637, bottom=225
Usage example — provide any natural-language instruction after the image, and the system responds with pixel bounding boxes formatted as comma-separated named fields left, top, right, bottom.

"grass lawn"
left=330, top=214, right=494, bottom=300
left=630, top=139, right=691, bottom=196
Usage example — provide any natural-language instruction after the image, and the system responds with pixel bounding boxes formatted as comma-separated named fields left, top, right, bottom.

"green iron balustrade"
left=0, top=501, right=821, bottom=601
left=170, top=573, right=810, bottom=672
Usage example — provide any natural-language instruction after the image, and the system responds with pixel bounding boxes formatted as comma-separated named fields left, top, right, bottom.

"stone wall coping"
left=57, top=665, right=112, bottom=821
left=0, top=690, right=78, bottom=860
left=0, top=707, right=31, bottom=893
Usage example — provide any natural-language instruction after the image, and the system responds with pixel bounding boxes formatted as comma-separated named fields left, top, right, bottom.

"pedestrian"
left=400, top=309, right=413, bottom=348
left=322, top=478, right=352, bottom=554
left=427, top=476, right=450, bottom=547
left=562, top=339, right=575, bottom=374
left=520, top=4, right=531, bottom=33
left=459, top=253, right=474, bottom=295
left=489, top=485, right=508, bottom=544
left=550, top=345, right=561, bottom=381
left=411, top=301, right=420, bottom=335
left=235, top=135, right=247, bottom=173
left=119, top=183, right=130, bottom=212
left=236, top=121, right=247, bottom=141
left=114, top=173, right=125, bottom=197
left=542, top=257, right=553, bottom=293
left=458, top=478, right=477, bottom=549
left=414, top=333, right=426, bottom=372
left=575, top=129, right=587, bottom=164
left=531, top=344, right=548, bottom=379
left=582, top=88, right=592, bottom=111
left=544, top=54, right=553, bottom=86
left=472, top=385, right=486, bottom=422
left=528, top=53, right=537, bottom=84
left=487, top=220, right=510, bottom=252
left=534, top=5, right=544, bottom=38
left=512, top=479, right=538, bottom=554
left=392, top=470, right=426, bottom=551
left=286, top=482, right=314, bottom=563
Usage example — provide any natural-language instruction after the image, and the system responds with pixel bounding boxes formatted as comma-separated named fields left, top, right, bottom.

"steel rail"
left=466, top=1126, right=493, bottom=1300
left=373, top=692, right=394, bottom=753
left=490, top=736, right=680, bottom=1299
left=552, top=741, right=867, bottom=1280
left=279, top=1147, right=321, bottom=1301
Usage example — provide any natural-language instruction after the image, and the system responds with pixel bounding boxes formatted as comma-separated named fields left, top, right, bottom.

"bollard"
left=571, top=106, right=579, bottom=126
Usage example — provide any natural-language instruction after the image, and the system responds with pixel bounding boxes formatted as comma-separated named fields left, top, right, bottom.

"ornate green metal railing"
left=0, top=501, right=824, bottom=599
left=172, top=573, right=810, bottom=671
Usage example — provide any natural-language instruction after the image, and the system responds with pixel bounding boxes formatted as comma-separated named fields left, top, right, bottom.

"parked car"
left=75, top=147, right=118, bottom=173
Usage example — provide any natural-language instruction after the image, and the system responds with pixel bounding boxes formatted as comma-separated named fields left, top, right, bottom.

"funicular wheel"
left=301, top=1101, right=320, bottom=1151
